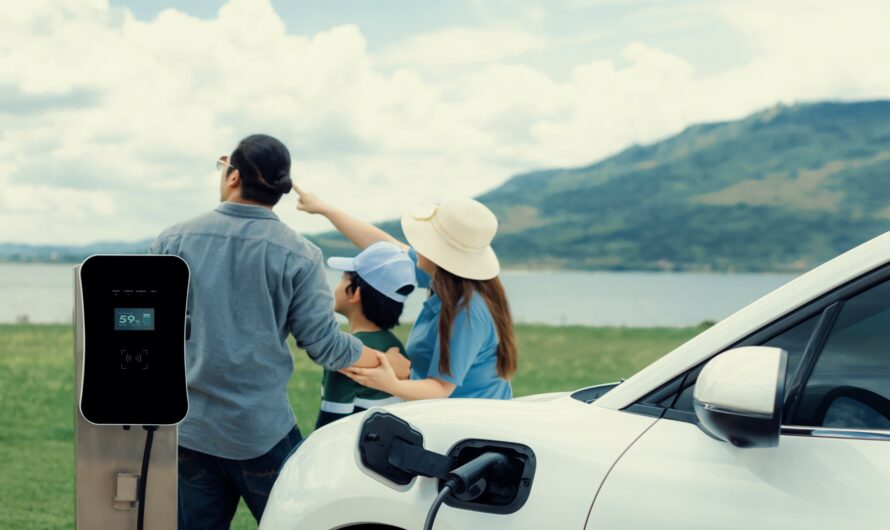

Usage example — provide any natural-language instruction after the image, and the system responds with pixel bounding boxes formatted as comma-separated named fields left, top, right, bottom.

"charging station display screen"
left=114, top=308, right=155, bottom=331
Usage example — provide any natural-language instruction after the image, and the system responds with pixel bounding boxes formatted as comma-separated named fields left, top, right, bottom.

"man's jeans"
left=178, top=426, right=302, bottom=530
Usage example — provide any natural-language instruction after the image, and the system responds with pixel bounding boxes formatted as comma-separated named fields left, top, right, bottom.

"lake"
left=0, top=263, right=798, bottom=327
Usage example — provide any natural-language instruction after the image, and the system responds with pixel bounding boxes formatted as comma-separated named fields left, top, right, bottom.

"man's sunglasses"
left=216, top=155, right=279, bottom=190
left=216, top=155, right=237, bottom=173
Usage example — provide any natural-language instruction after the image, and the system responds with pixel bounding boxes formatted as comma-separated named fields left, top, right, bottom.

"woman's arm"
left=294, top=184, right=407, bottom=251
left=341, top=352, right=455, bottom=399
left=350, top=346, right=411, bottom=377
left=388, top=378, right=456, bottom=400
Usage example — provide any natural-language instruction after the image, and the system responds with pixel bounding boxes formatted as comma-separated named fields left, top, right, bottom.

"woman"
left=294, top=186, right=518, bottom=401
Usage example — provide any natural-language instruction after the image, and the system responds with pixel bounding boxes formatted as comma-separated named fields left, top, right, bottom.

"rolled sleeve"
left=286, top=253, right=362, bottom=370
left=425, top=307, right=484, bottom=386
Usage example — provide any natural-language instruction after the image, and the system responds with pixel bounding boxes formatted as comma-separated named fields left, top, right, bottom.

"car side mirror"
left=693, top=346, right=787, bottom=448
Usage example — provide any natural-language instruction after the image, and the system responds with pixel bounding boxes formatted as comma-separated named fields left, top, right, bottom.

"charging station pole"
left=74, top=256, right=189, bottom=529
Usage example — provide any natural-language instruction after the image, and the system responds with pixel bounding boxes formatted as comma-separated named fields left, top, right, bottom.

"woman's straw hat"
left=401, top=197, right=500, bottom=281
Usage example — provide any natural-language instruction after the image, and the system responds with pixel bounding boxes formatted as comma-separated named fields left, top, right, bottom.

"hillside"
left=315, top=100, right=890, bottom=272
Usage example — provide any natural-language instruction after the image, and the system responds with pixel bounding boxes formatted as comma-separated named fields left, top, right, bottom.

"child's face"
left=333, top=272, right=356, bottom=316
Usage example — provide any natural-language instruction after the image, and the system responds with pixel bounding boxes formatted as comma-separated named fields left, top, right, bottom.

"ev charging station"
left=75, top=255, right=190, bottom=530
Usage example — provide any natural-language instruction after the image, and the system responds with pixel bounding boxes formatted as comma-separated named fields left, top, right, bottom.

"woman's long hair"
left=431, top=267, right=517, bottom=380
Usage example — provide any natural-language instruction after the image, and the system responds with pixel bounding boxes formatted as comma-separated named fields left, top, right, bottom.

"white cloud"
left=523, top=5, right=546, bottom=24
left=2, top=0, right=890, bottom=245
left=711, top=0, right=890, bottom=103
left=378, top=27, right=548, bottom=70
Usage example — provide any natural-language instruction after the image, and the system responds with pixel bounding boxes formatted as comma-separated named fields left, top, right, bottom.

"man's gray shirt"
left=150, top=201, right=361, bottom=459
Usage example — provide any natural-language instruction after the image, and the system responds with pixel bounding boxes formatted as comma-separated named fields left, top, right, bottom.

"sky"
left=2, top=0, right=890, bottom=245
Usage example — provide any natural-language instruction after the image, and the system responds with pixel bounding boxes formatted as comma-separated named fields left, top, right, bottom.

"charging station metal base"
left=75, top=265, right=179, bottom=529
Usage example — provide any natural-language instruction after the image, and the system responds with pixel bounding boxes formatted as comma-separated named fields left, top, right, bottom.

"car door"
left=586, top=272, right=890, bottom=530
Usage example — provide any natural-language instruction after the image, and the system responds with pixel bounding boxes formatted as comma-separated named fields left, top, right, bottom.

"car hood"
left=261, top=395, right=656, bottom=530
left=372, top=394, right=581, bottom=434
left=504, top=391, right=571, bottom=402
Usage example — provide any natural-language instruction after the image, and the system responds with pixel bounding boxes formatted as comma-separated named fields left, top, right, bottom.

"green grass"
left=0, top=323, right=703, bottom=529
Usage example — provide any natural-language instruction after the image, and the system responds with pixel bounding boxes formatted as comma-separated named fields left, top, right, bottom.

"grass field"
left=0, top=323, right=704, bottom=529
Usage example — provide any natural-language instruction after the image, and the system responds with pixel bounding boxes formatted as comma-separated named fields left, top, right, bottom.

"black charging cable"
left=423, top=452, right=510, bottom=530
left=424, top=477, right=458, bottom=530
left=137, top=426, right=159, bottom=530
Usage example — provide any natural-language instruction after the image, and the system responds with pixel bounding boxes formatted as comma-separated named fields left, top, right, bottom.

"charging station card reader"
left=78, top=255, right=190, bottom=426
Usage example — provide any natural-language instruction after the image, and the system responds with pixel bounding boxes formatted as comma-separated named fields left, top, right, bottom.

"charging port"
left=356, top=413, right=537, bottom=517
left=438, top=439, right=536, bottom=515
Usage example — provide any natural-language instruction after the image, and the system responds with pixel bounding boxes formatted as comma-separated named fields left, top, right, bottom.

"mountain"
left=315, top=100, right=890, bottom=272
left=4, top=101, right=889, bottom=271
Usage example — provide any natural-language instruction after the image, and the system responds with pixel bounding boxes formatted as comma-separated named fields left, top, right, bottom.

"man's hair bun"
left=230, top=134, right=292, bottom=206
left=275, top=175, right=293, bottom=194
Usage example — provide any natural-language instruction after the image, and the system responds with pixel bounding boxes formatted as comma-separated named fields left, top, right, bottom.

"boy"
left=316, top=241, right=417, bottom=428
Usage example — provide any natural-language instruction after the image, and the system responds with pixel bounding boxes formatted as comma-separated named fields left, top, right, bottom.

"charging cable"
left=423, top=452, right=510, bottom=530
left=423, top=478, right=458, bottom=530
left=137, top=426, right=159, bottom=530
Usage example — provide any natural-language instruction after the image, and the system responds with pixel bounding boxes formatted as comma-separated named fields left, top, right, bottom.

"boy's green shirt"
left=322, top=330, right=407, bottom=404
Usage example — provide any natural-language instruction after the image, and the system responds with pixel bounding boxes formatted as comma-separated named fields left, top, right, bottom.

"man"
left=150, top=134, right=383, bottom=529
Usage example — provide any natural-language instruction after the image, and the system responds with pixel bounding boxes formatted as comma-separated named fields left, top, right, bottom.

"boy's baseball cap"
left=327, top=241, right=417, bottom=303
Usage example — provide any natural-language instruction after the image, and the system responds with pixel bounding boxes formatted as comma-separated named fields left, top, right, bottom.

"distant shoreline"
left=0, top=259, right=808, bottom=274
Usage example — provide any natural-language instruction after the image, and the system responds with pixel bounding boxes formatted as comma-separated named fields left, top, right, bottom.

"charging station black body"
left=79, top=254, right=189, bottom=425
left=75, top=255, right=189, bottom=530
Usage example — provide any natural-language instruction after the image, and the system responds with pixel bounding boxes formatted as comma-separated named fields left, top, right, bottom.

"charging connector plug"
left=444, top=452, right=510, bottom=501
left=423, top=452, right=510, bottom=530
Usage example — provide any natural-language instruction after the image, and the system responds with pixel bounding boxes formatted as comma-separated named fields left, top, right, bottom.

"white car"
left=261, top=231, right=890, bottom=530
